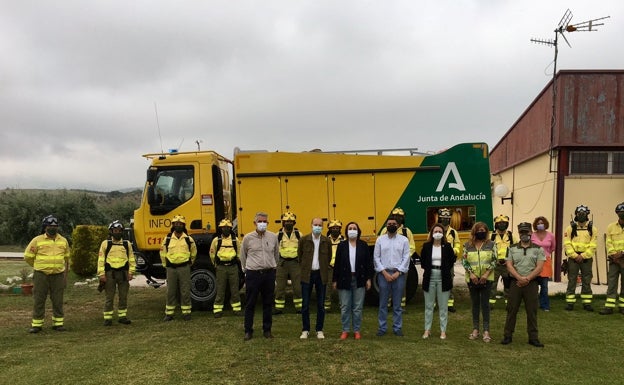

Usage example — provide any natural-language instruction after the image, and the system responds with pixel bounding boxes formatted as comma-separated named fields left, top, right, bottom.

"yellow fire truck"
left=130, top=143, right=492, bottom=309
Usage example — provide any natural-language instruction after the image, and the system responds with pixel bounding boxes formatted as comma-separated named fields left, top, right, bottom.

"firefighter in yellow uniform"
left=325, top=219, right=344, bottom=311
left=160, top=215, right=197, bottom=321
left=489, top=215, right=515, bottom=309
left=210, top=219, right=242, bottom=318
left=97, top=220, right=136, bottom=326
left=563, top=205, right=597, bottom=311
left=274, top=211, right=303, bottom=314
left=599, top=202, right=624, bottom=315
left=438, top=208, right=462, bottom=312
left=24, top=215, right=70, bottom=333
left=380, top=208, right=415, bottom=309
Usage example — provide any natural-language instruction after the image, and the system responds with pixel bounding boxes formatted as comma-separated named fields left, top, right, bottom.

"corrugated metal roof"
left=491, top=70, right=624, bottom=174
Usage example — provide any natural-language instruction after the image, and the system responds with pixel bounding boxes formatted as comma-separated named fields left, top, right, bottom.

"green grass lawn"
left=1, top=266, right=623, bottom=385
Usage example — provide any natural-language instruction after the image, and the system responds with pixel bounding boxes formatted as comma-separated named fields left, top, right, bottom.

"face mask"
left=173, top=226, right=185, bottom=233
left=330, top=229, right=341, bottom=237
left=386, top=225, right=398, bottom=234
left=312, top=225, right=323, bottom=235
left=618, top=213, right=624, bottom=220
left=347, top=229, right=358, bottom=239
left=576, top=214, right=588, bottom=222
left=475, top=232, right=487, bottom=240
left=520, top=234, right=531, bottom=243
left=112, top=233, right=123, bottom=240
left=284, top=223, right=294, bottom=231
left=221, top=228, right=231, bottom=237
left=495, top=223, right=508, bottom=231
left=440, top=218, right=450, bottom=226
left=46, top=228, right=58, bottom=237
left=536, top=224, right=545, bottom=231
left=432, top=233, right=444, bottom=241
left=256, top=222, right=267, bottom=232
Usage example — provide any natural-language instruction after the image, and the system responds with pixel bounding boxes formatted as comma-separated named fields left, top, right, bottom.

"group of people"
left=22, top=202, right=624, bottom=344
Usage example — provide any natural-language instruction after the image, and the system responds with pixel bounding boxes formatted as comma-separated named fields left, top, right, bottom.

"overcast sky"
left=1, top=1, right=621, bottom=191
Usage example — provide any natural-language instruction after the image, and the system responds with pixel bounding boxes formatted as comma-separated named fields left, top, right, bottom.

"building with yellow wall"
left=490, top=70, right=624, bottom=283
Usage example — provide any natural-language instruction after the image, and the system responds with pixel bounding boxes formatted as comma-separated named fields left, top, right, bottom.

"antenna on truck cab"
left=154, top=102, right=164, bottom=154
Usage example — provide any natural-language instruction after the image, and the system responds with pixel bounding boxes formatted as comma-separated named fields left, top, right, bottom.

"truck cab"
left=130, top=150, right=234, bottom=309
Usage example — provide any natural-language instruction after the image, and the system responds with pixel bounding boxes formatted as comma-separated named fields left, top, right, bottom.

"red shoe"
left=354, top=332, right=361, bottom=340
left=340, top=332, right=349, bottom=340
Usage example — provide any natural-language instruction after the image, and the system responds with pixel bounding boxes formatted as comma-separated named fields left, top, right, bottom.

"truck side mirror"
left=147, top=168, right=157, bottom=183
left=147, top=185, right=156, bottom=205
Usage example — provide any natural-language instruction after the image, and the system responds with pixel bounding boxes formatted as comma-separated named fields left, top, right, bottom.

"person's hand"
left=332, top=282, right=337, bottom=291
left=99, top=275, right=106, bottom=283
left=470, top=272, right=478, bottom=285
left=383, top=270, right=394, bottom=282
left=365, top=279, right=371, bottom=290
left=479, top=275, right=488, bottom=285
left=575, top=255, right=584, bottom=264
left=127, top=273, right=133, bottom=281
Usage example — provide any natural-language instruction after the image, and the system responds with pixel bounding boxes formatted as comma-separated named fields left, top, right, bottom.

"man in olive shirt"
left=240, top=211, right=280, bottom=341
left=501, top=222, right=545, bottom=347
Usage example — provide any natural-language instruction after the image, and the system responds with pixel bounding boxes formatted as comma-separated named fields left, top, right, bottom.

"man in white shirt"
left=297, top=217, right=332, bottom=339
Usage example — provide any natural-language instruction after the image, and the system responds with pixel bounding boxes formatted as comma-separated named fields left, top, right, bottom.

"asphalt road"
left=2, top=251, right=606, bottom=294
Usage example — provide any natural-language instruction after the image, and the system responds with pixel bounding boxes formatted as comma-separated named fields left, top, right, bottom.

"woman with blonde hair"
left=462, top=222, right=497, bottom=342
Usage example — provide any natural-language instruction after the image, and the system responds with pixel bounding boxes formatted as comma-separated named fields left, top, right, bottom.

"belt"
left=351, top=272, right=357, bottom=276
left=280, top=257, right=298, bottom=261
left=249, top=268, right=275, bottom=274
left=217, top=260, right=237, bottom=266
left=431, top=265, right=441, bottom=270
left=167, top=261, right=190, bottom=268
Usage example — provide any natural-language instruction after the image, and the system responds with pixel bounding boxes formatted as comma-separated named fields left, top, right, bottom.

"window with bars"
left=570, top=151, right=624, bottom=175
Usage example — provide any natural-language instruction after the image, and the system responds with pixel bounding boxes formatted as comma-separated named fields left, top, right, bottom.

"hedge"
left=70, top=225, right=108, bottom=277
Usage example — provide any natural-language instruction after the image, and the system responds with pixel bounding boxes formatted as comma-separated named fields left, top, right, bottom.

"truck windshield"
left=149, top=167, right=194, bottom=214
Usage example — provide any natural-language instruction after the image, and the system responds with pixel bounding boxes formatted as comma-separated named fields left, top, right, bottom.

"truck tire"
left=190, top=268, right=217, bottom=311
left=366, top=263, right=419, bottom=306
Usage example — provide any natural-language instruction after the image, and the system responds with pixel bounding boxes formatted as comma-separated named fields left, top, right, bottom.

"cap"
left=328, top=219, right=342, bottom=228
left=391, top=207, right=405, bottom=216
left=438, top=208, right=451, bottom=218
left=218, top=219, right=233, bottom=228
left=281, top=211, right=296, bottom=221
left=517, top=222, right=532, bottom=233
left=494, top=214, right=509, bottom=223
left=172, top=215, right=186, bottom=224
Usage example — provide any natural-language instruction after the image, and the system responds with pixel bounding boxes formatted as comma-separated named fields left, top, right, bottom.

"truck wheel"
left=366, top=263, right=419, bottom=306
left=190, top=268, right=217, bottom=311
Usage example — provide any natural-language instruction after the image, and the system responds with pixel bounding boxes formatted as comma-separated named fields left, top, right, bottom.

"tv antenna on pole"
left=530, top=9, right=609, bottom=173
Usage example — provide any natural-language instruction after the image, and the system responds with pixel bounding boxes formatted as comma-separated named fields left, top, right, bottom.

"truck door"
left=279, top=175, right=329, bottom=225
left=329, top=173, right=376, bottom=235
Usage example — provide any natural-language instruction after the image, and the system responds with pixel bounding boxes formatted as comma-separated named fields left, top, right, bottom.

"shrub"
left=70, top=225, right=108, bottom=277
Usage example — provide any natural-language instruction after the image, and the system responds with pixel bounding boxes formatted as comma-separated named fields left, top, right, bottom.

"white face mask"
left=347, top=229, right=358, bottom=239
left=432, top=233, right=444, bottom=240
left=256, top=222, right=268, bottom=232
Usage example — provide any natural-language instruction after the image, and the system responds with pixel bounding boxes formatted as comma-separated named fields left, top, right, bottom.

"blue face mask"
left=536, top=224, right=545, bottom=231
left=312, top=225, right=323, bottom=235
